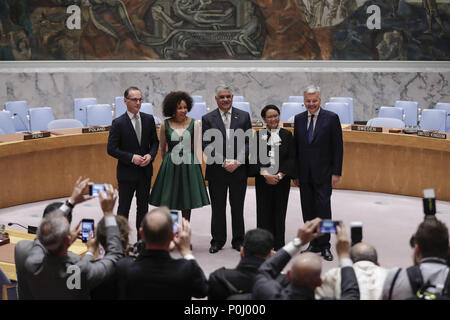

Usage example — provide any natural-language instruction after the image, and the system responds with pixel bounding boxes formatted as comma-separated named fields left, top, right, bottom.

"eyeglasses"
left=127, top=98, right=143, bottom=103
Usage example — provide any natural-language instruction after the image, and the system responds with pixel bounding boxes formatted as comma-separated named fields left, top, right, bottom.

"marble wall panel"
left=1, top=68, right=449, bottom=123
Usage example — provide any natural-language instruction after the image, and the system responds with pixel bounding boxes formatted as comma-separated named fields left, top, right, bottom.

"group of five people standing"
left=107, top=84, right=343, bottom=261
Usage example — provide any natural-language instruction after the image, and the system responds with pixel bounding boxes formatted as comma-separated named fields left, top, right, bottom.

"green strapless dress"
left=149, top=119, right=210, bottom=210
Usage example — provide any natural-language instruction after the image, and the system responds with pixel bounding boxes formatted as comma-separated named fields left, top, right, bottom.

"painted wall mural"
left=0, top=0, right=449, bottom=60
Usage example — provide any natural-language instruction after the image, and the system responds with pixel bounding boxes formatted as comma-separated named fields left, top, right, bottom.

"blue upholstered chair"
left=330, top=97, right=354, bottom=124
left=86, top=104, right=113, bottom=126
left=366, top=117, right=405, bottom=128
left=233, top=96, right=245, bottom=103
left=0, top=110, right=16, bottom=134
left=192, top=95, right=204, bottom=103
left=0, top=268, right=17, bottom=300
left=28, top=107, right=55, bottom=131
left=324, top=102, right=351, bottom=124
left=419, top=109, right=446, bottom=132
left=233, top=101, right=252, bottom=120
left=187, top=102, right=207, bottom=120
left=74, top=98, right=98, bottom=126
left=394, top=100, right=419, bottom=126
left=288, top=96, right=304, bottom=103
left=47, top=119, right=84, bottom=130
left=280, top=102, right=305, bottom=122
left=114, top=96, right=127, bottom=118
left=140, top=103, right=161, bottom=124
left=378, top=106, right=404, bottom=121
left=435, top=102, right=450, bottom=132
left=4, top=100, right=29, bottom=131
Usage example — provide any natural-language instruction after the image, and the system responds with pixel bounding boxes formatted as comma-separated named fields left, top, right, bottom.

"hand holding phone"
left=320, top=220, right=341, bottom=233
left=89, top=184, right=106, bottom=197
left=81, top=219, right=95, bottom=243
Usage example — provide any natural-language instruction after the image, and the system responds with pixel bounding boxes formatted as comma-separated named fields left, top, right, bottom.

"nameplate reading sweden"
left=351, top=125, right=382, bottom=132
left=82, top=126, right=111, bottom=134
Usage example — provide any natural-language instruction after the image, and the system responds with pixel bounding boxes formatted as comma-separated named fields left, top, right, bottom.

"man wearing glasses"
left=107, top=86, right=159, bottom=237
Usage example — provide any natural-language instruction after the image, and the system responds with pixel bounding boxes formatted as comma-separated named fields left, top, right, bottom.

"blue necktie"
left=307, top=114, right=314, bottom=144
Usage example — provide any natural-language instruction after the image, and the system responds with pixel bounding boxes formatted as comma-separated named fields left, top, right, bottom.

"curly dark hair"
left=162, top=91, right=193, bottom=117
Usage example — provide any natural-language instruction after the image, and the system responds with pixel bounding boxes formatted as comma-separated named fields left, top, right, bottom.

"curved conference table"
left=0, top=125, right=449, bottom=208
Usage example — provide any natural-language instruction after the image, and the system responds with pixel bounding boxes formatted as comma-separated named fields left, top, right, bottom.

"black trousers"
left=299, top=179, right=332, bottom=249
left=117, top=173, right=151, bottom=235
left=208, top=177, right=247, bottom=248
left=255, top=175, right=291, bottom=250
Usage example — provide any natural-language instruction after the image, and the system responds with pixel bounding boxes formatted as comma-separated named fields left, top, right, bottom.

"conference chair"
left=187, top=102, right=208, bottom=120
left=435, top=102, right=450, bottom=132
left=74, top=97, right=98, bottom=126
left=330, top=97, right=354, bottom=124
left=113, top=96, right=127, bottom=118
left=280, top=102, right=305, bottom=122
left=394, top=100, right=419, bottom=126
left=288, top=96, right=304, bottom=103
left=233, top=96, right=245, bottom=102
left=86, top=104, right=113, bottom=127
left=28, top=107, right=55, bottom=131
left=233, top=101, right=252, bottom=120
left=0, top=128, right=4, bottom=135
left=366, top=117, right=405, bottom=128
left=47, top=119, right=84, bottom=130
left=140, top=103, right=162, bottom=124
left=378, top=106, right=404, bottom=121
left=4, top=100, right=29, bottom=131
left=192, top=95, right=204, bottom=103
left=419, top=109, right=446, bottom=132
left=324, top=102, right=352, bottom=124
left=0, top=110, right=16, bottom=134
left=0, top=268, right=17, bottom=300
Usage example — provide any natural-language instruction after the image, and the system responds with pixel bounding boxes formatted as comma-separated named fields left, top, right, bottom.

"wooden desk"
left=0, top=229, right=87, bottom=281
left=0, top=126, right=449, bottom=209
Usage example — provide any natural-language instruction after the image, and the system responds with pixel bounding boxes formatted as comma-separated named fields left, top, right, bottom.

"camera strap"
left=388, top=268, right=402, bottom=300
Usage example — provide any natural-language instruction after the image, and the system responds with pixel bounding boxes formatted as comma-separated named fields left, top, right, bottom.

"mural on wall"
left=0, top=0, right=449, bottom=60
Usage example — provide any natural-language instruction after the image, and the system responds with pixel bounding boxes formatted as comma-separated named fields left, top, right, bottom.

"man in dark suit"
left=252, top=218, right=360, bottom=300
left=293, top=85, right=343, bottom=261
left=208, top=228, right=277, bottom=300
left=107, top=86, right=159, bottom=235
left=202, top=85, right=252, bottom=254
left=118, top=207, right=208, bottom=300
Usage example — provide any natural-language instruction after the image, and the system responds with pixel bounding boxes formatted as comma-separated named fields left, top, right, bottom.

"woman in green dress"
left=149, top=91, right=210, bottom=222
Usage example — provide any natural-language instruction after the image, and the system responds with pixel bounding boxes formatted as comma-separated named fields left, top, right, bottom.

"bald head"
left=289, top=252, right=322, bottom=289
left=350, top=242, right=378, bottom=264
left=141, top=207, right=173, bottom=246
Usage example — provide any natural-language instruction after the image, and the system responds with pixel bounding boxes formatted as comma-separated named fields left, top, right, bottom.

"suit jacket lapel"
left=312, top=109, right=325, bottom=142
left=213, top=109, right=227, bottom=138
left=125, top=112, right=140, bottom=146
left=230, top=108, right=240, bottom=130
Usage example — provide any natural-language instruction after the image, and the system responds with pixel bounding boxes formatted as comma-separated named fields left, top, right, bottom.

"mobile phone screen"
left=320, top=220, right=339, bottom=233
left=82, top=220, right=94, bottom=242
left=89, top=184, right=106, bottom=197
left=170, top=212, right=179, bottom=233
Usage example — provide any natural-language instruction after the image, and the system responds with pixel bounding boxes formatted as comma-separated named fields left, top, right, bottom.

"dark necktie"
left=307, top=114, right=314, bottom=144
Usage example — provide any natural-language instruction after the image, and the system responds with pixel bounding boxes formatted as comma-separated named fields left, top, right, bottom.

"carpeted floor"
left=1, top=187, right=449, bottom=277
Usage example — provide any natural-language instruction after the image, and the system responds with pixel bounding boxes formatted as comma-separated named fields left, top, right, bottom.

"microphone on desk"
left=7, top=222, right=37, bottom=234
left=13, top=112, right=30, bottom=132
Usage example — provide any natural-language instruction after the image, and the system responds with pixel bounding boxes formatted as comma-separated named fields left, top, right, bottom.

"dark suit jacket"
left=107, top=112, right=159, bottom=182
left=293, top=109, right=343, bottom=184
left=252, top=248, right=360, bottom=300
left=118, top=250, right=208, bottom=300
left=251, top=128, right=296, bottom=178
left=202, top=107, right=252, bottom=181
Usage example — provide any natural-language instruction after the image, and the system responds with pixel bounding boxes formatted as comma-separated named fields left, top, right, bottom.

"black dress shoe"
left=301, top=244, right=321, bottom=253
left=321, top=248, right=334, bottom=261
left=209, top=245, right=221, bottom=254
left=231, top=243, right=242, bottom=252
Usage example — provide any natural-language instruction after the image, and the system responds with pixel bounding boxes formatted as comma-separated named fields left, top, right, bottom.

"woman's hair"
left=162, top=91, right=193, bottom=117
